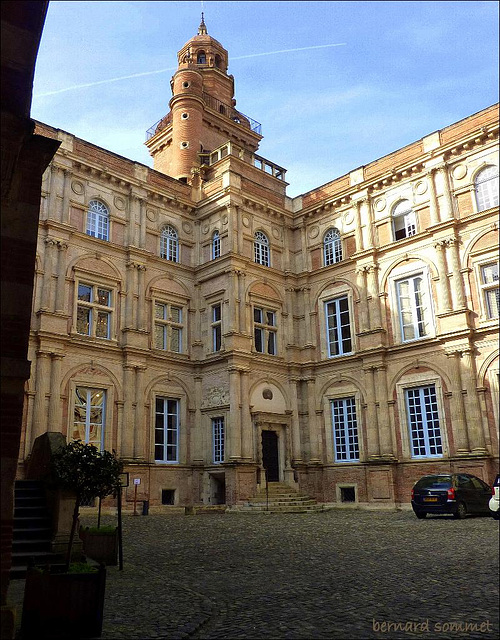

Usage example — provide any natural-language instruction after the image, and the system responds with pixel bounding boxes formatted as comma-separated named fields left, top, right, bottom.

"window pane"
left=266, top=311, right=275, bottom=326
left=254, top=308, right=262, bottom=323
left=78, top=284, right=92, bottom=302
left=96, top=311, right=109, bottom=338
left=171, top=328, right=181, bottom=352
left=155, top=325, right=166, bottom=349
left=171, top=307, right=181, bottom=323
left=97, top=288, right=110, bottom=306
left=155, top=303, right=166, bottom=319
left=255, top=327, right=263, bottom=352
left=213, top=304, right=221, bottom=322
left=77, top=307, right=91, bottom=335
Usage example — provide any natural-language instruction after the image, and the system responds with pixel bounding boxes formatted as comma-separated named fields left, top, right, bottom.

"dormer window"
left=197, top=50, right=206, bottom=64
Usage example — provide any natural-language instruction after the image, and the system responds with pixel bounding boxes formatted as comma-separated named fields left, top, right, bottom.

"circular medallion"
left=452, top=164, right=467, bottom=180
left=222, top=214, right=228, bottom=225
left=182, top=221, right=193, bottom=234
left=343, top=210, right=354, bottom=225
left=242, top=215, right=250, bottom=228
left=202, top=224, right=210, bottom=235
left=375, top=198, right=386, bottom=212
left=262, top=388, right=273, bottom=400
left=308, top=225, right=319, bottom=239
left=272, top=226, right=281, bottom=240
left=414, top=180, right=428, bottom=195
left=114, top=196, right=126, bottom=211
left=146, top=208, right=157, bottom=222
left=71, top=180, right=84, bottom=195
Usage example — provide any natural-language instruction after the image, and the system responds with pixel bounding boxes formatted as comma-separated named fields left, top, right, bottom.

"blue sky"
left=32, top=1, right=499, bottom=197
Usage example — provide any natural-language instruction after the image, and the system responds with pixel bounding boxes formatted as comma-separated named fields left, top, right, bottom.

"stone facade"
left=18, top=19, right=499, bottom=510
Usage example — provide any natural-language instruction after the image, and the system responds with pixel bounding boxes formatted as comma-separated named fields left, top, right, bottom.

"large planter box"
left=21, top=564, right=106, bottom=639
left=80, top=527, right=118, bottom=566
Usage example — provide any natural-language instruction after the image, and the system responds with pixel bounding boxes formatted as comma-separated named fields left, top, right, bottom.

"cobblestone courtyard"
left=9, top=510, right=499, bottom=639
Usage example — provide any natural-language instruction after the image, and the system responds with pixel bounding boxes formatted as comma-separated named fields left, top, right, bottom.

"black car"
left=411, top=473, right=492, bottom=519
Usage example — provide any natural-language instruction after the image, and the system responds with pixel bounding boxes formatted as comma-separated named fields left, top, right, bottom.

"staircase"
left=237, top=482, right=323, bottom=513
left=10, top=479, right=62, bottom=579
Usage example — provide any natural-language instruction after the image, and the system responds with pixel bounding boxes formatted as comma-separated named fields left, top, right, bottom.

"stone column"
left=133, top=366, right=146, bottom=459
left=355, top=267, right=369, bottom=332
left=31, top=352, right=51, bottom=442
left=285, top=287, right=295, bottom=345
left=238, top=271, right=246, bottom=334
left=138, top=198, right=146, bottom=248
left=228, top=368, right=242, bottom=460
left=300, top=222, right=308, bottom=271
left=354, top=201, right=364, bottom=252
left=228, top=270, right=238, bottom=333
left=367, top=264, right=381, bottom=329
left=306, top=378, right=320, bottom=462
left=227, top=204, right=237, bottom=254
left=433, top=240, right=452, bottom=313
left=477, top=388, right=493, bottom=452
left=427, top=169, right=440, bottom=225
left=121, top=366, right=135, bottom=459
left=445, top=351, right=469, bottom=454
left=61, top=169, right=71, bottom=224
left=46, top=165, right=58, bottom=221
left=54, top=242, right=68, bottom=313
left=125, top=262, right=136, bottom=329
left=302, top=286, right=312, bottom=346
left=361, top=198, right=375, bottom=250
left=375, top=365, right=393, bottom=458
left=41, top=237, right=57, bottom=312
left=437, top=165, right=454, bottom=220
left=289, top=378, right=302, bottom=463
left=446, top=238, right=466, bottom=309
left=460, top=349, right=487, bottom=454
left=364, top=366, right=380, bottom=458
left=192, top=375, right=204, bottom=463
left=115, top=400, right=125, bottom=459
left=240, top=370, right=253, bottom=460
left=136, top=265, right=146, bottom=331
left=47, top=354, right=63, bottom=432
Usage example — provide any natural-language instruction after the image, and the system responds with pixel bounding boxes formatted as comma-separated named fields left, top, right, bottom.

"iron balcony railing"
left=146, top=93, right=262, bottom=141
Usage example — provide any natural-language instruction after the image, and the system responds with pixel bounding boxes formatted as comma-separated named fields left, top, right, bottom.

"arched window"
left=254, top=231, right=270, bottom=266
left=475, top=165, right=499, bottom=212
left=392, top=200, right=416, bottom=240
left=160, top=225, right=179, bottom=262
left=212, top=230, right=221, bottom=259
left=323, top=228, right=342, bottom=266
left=86, top=200, right=109, bottom=241
left=197, top=50, right=206, bottom=64
left=214, top=54, right=222, bottom=69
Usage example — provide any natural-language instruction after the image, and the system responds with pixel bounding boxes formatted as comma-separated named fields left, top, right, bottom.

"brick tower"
left=146, top=14, right=263, bottom=182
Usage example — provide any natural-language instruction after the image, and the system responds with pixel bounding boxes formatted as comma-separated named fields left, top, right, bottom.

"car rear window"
left=415, top=476, right=452, bottom=489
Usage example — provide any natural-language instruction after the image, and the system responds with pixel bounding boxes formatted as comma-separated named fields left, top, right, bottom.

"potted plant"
left=21, top=440, right=123, bottom=639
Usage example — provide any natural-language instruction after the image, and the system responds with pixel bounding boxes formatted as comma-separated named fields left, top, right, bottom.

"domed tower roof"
left=177, top=14, right=229, bottom=73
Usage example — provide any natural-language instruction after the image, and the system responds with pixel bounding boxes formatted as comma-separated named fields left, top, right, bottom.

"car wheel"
left=453, top=502, right=467, bottom=519
left=414, top=511, right=427, bottom=519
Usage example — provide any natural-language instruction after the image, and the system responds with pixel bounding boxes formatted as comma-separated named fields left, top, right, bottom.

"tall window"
left=212, top=230, right=221, bottom=259
left=480, top=262, right=499, bottom=319
left=324, top=229, right=343, bottom=266
left=73, top=387, right=105, bottom=449
left=392, top=200, right=416, bottom=240
left=325, top=296, right=352, bottom=357
left=160, top=225, right=179, bottom=262
left=254, top=231, right=270, bottom=266
left=396, top=273, right=431, bottom=342
left=212, top=417, right=225, bottom=463
left=197, top=50, right=206, bottom=64
left=331, top=397, right=359, bottom=462
left=76, top=283, right=112, bottom=339
left=155, top=398, right=179, bottom=463
left=475, top=165, right=499, bottom=212
left=86, top=200, right=109, bottom=241
left=154, top=302, right=183, bottom=352
left=254, top=307, right=277, bottom=355
left=405, top=385, right=443, bottom=458
left=212, top=303, right=222, bottom=351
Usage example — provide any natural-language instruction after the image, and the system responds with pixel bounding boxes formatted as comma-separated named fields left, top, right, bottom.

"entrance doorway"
left=262, top=430, right=279, bottom=482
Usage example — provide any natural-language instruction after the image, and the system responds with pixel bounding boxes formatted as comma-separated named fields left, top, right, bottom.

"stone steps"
left=237, top=483, right=323, bottom=514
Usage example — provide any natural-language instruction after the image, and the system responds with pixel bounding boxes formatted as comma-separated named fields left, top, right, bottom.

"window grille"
left=154, top=302, right=183, bottom=352
left=396, top=274, right=431, bottom=341
left=155, top=398, right=179, bottom=463
left=324, top=229, right=343, bottom=265
left=475, top=165, right=499, bottom=212
left=405, top=385, right=443, bottom=458
left=325, top=296, right=352, bottom=357
left=212, top=417, right=225, bottom=464
left=212, top=230, right=221, bottom=259
left=254, top=307, right=277, bottom=355
left=392, top=200, right=416, bottom=240
left=76, top=283, right=112, bottom=339
left=331, top=397, right=359, bottom=462
left=73, top=387, right=105, bottom=450
left=160, top=225, right=179, bottom=262
left=86, top=200, right=109, bottom=241
left=254, top=231, right=270, bottom=266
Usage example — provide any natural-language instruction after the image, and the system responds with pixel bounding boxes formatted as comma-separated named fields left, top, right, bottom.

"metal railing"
left=146, top=93, right=262, bottom=141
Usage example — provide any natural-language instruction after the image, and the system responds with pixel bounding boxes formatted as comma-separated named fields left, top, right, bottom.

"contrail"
left=35, top=43, right=346, bottom=98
